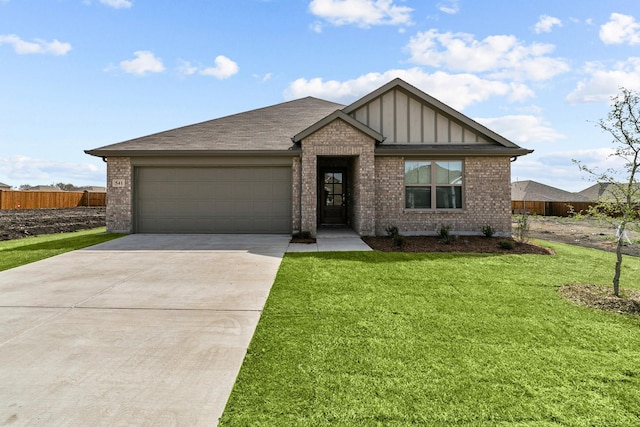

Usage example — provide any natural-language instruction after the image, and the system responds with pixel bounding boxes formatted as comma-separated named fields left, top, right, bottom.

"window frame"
left=404, top=159, right=464, bottom=210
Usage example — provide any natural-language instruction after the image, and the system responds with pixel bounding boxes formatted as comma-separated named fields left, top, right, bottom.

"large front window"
left=405, top=160, right=463, bottom=209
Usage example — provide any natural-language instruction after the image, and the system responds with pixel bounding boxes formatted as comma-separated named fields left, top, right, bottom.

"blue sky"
left=1, top=0, right=639, bottom=192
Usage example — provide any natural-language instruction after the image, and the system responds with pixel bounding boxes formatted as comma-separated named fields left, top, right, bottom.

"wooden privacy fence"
left=0, top=190, right=106, bottom=210
left=512, top=201, right=596, bottom=217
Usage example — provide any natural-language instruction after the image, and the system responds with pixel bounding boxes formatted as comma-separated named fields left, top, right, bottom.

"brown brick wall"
left=105, top=157, right=133, bottom=233
left=374, top=156, right=512, bottom=236
left=291, top=157, right=301, bottom=233
left=299, top=119, right=376, bottom=236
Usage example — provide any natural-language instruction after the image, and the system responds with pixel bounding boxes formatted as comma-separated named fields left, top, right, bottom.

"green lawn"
left=0, top=228, right=124, bottom=272
left=220, top=241, right=640, bottom=426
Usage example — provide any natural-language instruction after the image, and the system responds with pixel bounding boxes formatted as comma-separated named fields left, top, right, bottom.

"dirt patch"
left=362, top=235, right=553, bottom=255
left=559, top=285, right=640, bottom=316
left=528, top=216, right=640, bottom=257
left=0, top=207, right=106, bottom=241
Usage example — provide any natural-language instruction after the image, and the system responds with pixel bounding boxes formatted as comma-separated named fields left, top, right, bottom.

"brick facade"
left=291, top=157, right=301, bottom=232
left=374, top=156, right=512, bottom=236
left=299, top=119, right=376, bottom=236
left=297, top=120, right=513, bottom=237
left=105, top=157, right=133, bottom=233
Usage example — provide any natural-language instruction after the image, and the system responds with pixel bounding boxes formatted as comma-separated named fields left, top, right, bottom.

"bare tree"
left=575, top=88, right=640, bottom=297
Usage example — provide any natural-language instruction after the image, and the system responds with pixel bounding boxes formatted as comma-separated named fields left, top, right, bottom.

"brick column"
left=105, top=157, right=133, bottom=233
left=300, top=153, right=317, bottom=235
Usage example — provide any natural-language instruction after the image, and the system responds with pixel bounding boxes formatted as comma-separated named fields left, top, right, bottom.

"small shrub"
left=499, top=239, right=515, bottom=250
left=385, top=225, right=399, bottom=237
left=438, top=225, right=452, bottom=244
left=385, top=225, right=405, bottom=248
left=300, top=231, right=312, bottom=239
left=481, top=225, right=495, bottom=238
left=393, top=234, right=406, bottom=248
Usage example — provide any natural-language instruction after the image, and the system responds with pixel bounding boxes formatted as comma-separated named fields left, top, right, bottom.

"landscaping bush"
left=482, top=225, right=496, bottom=237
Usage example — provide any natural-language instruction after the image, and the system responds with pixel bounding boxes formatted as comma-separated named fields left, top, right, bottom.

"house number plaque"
left=112, top=179, right=125, bottom=188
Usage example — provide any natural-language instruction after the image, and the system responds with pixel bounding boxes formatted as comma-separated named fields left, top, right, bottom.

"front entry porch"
left=296, top=117, right=377, bottom=237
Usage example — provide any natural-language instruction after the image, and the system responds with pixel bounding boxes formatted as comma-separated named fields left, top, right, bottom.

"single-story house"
left=579, top=182, right=640, bottom=201
left=26, top=185, right=61, bottom=191
left=86, top=78, right=532, bottom=236
left=511, top=180, right=592, bottom=216
left=512, top=180, right=591, bottom=203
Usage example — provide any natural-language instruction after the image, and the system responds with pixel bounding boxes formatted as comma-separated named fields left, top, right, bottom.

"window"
left=405, top=160, right=462, bottom=209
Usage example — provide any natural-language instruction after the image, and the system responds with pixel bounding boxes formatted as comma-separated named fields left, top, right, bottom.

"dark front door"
left=320, top=169, right=347, bottom=224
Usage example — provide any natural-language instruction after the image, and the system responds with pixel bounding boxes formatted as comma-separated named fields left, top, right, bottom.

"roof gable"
left=343, top=78, right=521, bottom=149
left=292, top=110, right=384, bottom=143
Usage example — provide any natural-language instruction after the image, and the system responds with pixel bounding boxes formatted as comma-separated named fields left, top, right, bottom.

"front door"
left=320, top=169, right=347, bottom=224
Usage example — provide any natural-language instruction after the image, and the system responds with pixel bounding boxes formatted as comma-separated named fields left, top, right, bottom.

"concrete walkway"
left=0, top=234, right=289, bottom=427
left=287, top=227, right=373, bottom=252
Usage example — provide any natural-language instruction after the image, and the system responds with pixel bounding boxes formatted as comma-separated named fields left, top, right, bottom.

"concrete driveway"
left=0, top=234, right=289, bottom=426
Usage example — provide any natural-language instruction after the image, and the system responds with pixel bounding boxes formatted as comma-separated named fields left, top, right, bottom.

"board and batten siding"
left=351, top=88, right=491, bottom=145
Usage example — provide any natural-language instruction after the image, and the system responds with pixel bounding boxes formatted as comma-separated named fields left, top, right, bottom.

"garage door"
left=135, top=167, right=292, bottom=233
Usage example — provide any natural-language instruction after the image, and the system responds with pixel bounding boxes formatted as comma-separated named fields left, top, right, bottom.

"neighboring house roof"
left=579, top=182, right=640, bottom=201
left=512, top=180, right=590, bottom=202
left=85, top=97, right=345, bottom=157
left=85, top=78, right=532, bottom=158
left=27, top=185, right=60, bottom=191
left=0, top=182, right=11, bottom=190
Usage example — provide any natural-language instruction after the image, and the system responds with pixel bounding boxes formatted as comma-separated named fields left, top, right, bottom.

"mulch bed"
left=559, top=284, right=640, bottom=316
left=362, top=235, right=554, bottom=255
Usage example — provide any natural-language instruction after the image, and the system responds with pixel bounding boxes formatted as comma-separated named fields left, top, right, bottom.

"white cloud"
left=405, top=29, right=569, bottom=81
left=310, top=21, right=324, bottom=33
left=511, top=148, right=627, bottom=192
left=566, top=58, right=640, bottom=103
left=200, top=55, right=239, bottom=79
left=475, top=115, right=565, bottom=144
left=253, top=72, right=273, bottom=82
left=0, top=34, right=72, bottom=55
left=308, top=0, right=413, bottom=28
left=437, top=0, right=459, bottom=15
left=534, top=15, right=562, bottom=34
left=284, top=68, right=534, bottom=110
left=177, top=59, right=198, bottom=76
left=600, top=13, right=640, bottom=45
left=0, top=155, right=105, bottom=186
left=118, top=51, right=164, bottom=75
left=523, top=148, right=628, bottom=187
left=178, top=55, right=239, bottom=79
left=100, top=0, right=132, bottom=8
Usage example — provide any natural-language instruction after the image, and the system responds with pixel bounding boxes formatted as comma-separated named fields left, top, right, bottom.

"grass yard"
left=0, top=228, right=124, bottom=272
left=220, top=241, right=640, bottom=426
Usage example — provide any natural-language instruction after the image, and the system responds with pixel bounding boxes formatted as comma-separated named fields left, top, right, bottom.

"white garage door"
left=135, top=166, right=292, bottom=233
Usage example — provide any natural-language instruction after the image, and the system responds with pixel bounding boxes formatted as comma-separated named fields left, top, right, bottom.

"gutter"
left=84, top=149, right=301, bottom=158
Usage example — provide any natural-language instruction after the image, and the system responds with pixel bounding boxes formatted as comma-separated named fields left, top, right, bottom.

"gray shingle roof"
left=579, top=182, right=640, bottom=201
left=512, top=180, right=590, bottom=202
left=86, top=97, right=345, bottom=156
